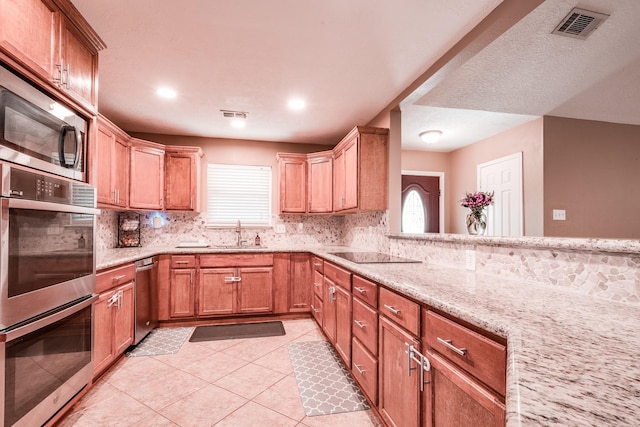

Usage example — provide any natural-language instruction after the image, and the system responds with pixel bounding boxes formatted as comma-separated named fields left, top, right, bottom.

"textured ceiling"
left=402, top=0, right=640, bottom=151
left=71, top=0, right=502, bottom=145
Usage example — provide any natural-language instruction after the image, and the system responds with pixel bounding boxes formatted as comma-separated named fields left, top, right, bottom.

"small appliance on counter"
left=117, top=212, right=141, bottom=247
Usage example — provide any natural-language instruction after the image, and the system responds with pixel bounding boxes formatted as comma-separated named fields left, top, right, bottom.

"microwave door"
left=1, top=87, right=68, bottom=165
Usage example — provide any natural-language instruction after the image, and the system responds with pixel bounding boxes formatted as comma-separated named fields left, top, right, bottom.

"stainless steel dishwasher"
left=134, top=256, right=158, bottom=345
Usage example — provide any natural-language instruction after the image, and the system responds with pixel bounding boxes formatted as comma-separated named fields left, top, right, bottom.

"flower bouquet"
left=459, top=191, right=494, bottom=235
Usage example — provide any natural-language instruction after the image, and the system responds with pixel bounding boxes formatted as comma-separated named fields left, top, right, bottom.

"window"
left=207, top=164, right=272, bottom=226
left=402, top=189, right=426, bottom=233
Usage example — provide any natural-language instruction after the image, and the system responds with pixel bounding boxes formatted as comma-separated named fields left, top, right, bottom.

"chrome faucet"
left=236, top=220, right=246, bottom=247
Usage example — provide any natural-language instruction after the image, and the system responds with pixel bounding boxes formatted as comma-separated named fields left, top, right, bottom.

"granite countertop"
left=97, top=245, right=640, bottom=426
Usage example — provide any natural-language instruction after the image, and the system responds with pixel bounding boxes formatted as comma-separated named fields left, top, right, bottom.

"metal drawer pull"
left=437, top=337, right=467, bottom=356
left=353, top=286, right=366, bottom=294
left=313, top=282, right=321, bottom=287
left=112, top=275, right=126, bottom=281
left=383, top=304, right=401, bottom=315
left=353, top=319, right=366, bottom=329
left=175, top=261, right=190, bottom=265
left=313, top=263, right=322, bottom=267
left=354, top=363, right=366, bottom=375
left=310, top=305, right=320, bottom=313
left=224, top=276, right=242, bottom=282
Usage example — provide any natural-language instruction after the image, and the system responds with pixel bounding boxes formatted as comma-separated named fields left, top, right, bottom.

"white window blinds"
left=207, top=164, right=272, bottom=226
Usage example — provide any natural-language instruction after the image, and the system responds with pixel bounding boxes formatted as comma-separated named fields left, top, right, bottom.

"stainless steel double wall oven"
left=0, top=62, right=98, bottom=426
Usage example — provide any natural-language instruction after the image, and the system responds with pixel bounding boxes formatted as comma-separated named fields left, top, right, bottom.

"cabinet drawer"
left=171, top=255, right=197, bottom=269
left=96, top=263, right=135, bottom=293
left=312, top=269, right=323, bottom=299
left=311, top=294, right=323, bottom=325
left=311, top=256, right=324, bottom=274
left=352, top=275, right=378, bottom=308
left=425, top=311, right=506, bottom=396
left=379, top=287, right=420, bottom=336
left=352, top=337, right=378, bottom=405
left=200, top=254, right=274, bottom=268
left=352, top=298, right=378, bottom=355
left=323, top=262, right=351, bottom=291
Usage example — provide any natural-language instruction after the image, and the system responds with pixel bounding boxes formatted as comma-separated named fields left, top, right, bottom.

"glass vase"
left=466, top=212, right=487, bottom=235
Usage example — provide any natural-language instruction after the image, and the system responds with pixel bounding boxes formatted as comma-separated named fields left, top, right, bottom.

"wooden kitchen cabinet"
left=95, top=115, right=129, bottom=207
left=277, top=153, right=307, bottom=213
left=169, top=255, right=196, bottom=318
left=379, top=315, right=421, bottom=427
left=129, top=138, right=165, bottom=210
left=288, top=253, right=311, bottom=312
left=334, top=284, right=352, bottom=366
left=322, top=262, right=352, bottom=365
left=198, top=268, right=234, bottom=316
left=322, top=276, right=337, bottom=343
left=310, top=257, right=324, bottom=326
left=0, top=0, right=104, bottom=111
left=165, top=145, right=203, bottom=211
left=333, top=126, right=389, bottom=213
left=94, top=264, right=135, bottom=377
left=307, top=151, right=333, bottom=213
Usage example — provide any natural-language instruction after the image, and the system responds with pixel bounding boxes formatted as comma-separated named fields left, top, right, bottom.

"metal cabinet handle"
left=436, top=337, right=467, bottom=356
left=107, top=293, right=119, bottom=307
left=353, top=319, right=366, bottom=329
left=354, top=363, right=366, bottom=375
left=313, top=282, right=321, bottom=287
left=112, top=275, right=126, bottom=281
left=313, top=263, right=322, bottom=267
left=329, top=286, right=336, bottom=302
left=353, top=286, right=366, bottom=294
left=175, top=261, right=190, bottom=264
left=224, top=276, right=242, bottom=282
left=383, top=304, right=401, bottom=315
left=310, top=305, right=320, bottom=313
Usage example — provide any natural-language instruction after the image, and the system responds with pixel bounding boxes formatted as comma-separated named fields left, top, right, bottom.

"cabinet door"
left=60, top=17, right=98, bottom=108
left=165, top=151, right=198, bottom=211
left=289, top=253, right=311, bottom=312
left=113, top=282, right=135, bottom=355
left=342, top=137, right=359, bottom=210
left=113, top=136, right=129, bottom=207
left=322, top=276, right=337, bottom=343
left=333, top=149, right=345, bottom=210
left=95, top=125, right=115, bottom=205
left=334, top=285, right=352, bottom=366
left=198, top=268, right=235, bottom=316
left=279, top=155, right=307, bottom=213
left=170, top=269, right=195, bottom=318
left=238, top=267, right=273, bottom=314
left=0, top=0, right=60, bottom=82
left=130, top=143, right=164, bottom=209
left=379, top=316, right=420, bottom=427
left=308, top=155, right=333, bottom=213
left=424, top=350, right=505, bottom=427
left=93, top=290, right=115, bottom=377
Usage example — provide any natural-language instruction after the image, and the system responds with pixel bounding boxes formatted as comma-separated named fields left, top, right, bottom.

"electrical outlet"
left=552, top=209, right=566, bottom=221
left=274, top=224, right=286, bottom=234
left=465, top=250, right=476, bottom=271
left=297, top=223, right=304, bottom=233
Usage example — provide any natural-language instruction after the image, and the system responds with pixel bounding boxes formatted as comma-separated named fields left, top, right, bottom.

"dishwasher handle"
left=135, top=261, right=158, bottom=273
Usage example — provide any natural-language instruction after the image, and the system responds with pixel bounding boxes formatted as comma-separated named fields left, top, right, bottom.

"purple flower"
left=459, top=191, right=494, bottom=214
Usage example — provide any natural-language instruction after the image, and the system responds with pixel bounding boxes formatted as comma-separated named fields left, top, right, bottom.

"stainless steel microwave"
left=0, top=63, right=87, bottom=181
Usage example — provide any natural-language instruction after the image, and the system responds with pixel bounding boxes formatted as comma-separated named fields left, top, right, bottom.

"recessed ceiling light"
left=156, top=87, right=177, bottom=99
left=231, top=118, right=246, bottom=128
left=419, top=130, right=443, bottom=144
left=288, top=98, right=306, bottom=110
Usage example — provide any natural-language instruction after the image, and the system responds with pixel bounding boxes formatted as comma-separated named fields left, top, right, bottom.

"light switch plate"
left=465, top=250, right=476, bottom=271
left=552, top=209, right=566, bottom=220
left=274, top=224, right=286, bottom=234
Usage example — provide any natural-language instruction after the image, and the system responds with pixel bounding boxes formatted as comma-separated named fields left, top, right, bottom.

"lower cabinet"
left=169, top=256, right=197, bottom=318
left=199, top=266, right=273, bottom=315
left=322, top=276, right=337, bottom=342
left=334, top=284, right=352, bottom=366
left=378, top=315, right=421, bottom=427
left=94, top=264, right=135, bottom=377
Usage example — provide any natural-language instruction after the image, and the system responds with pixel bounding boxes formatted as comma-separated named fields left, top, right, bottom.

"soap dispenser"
left=255, top=233, right=261, bottom=246
left=78, top=234, right=86, bottom=249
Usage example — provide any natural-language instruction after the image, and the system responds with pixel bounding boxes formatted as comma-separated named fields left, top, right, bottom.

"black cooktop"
left=329, top=252, right=421, bottom=264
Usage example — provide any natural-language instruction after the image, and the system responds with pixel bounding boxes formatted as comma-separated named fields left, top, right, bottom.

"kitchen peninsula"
left=96, top=235, right=640, bottom=426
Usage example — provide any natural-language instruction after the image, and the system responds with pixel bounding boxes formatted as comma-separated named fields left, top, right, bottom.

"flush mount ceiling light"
left=287, top=98, right=306, bottom=111
left=156, top=87, right=177, bottom=99
left=419, top=130, right=443, bottom=144
left=221, top=110, right=248, bottom=128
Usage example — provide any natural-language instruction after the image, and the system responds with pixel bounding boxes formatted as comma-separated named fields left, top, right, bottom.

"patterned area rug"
left=288, top=341, right=370, bottom=416
left=126, top=327, right=194, bottom=357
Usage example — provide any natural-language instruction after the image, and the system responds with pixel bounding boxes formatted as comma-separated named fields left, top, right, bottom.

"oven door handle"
left=7, top=198, right=101, bottom=215
left=0, top=295, right=98, bottom=342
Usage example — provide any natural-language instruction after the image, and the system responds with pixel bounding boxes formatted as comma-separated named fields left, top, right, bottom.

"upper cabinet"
left=95, top=115, right=129, bottom=208
left=277, top=126, right=388, bottom=215
left=164, top=146, right=203, bottom=212
left=333, top=127, right=388, bottom=213
left=0, top=0, right=105, bottom=112
left=308, top=151, right=333, bottom=213
left=129, top=139, right=165, bottom=210
left=277, top=153, right=307, bottom=214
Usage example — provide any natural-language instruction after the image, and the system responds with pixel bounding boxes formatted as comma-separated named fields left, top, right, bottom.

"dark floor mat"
left=189, top=321, right=285, bottom=342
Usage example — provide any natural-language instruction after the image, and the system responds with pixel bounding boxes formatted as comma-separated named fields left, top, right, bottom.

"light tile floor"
left=60, top=319, right=381, bottom=427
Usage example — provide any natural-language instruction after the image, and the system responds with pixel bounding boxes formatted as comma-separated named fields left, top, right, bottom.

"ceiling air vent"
left=552, top=8, right=609, bottom=40
left=221, top=110, right=248, bottom=119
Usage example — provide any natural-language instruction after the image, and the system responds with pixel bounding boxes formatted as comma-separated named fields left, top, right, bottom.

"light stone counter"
left=97, top=245, right=640, bottom=426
